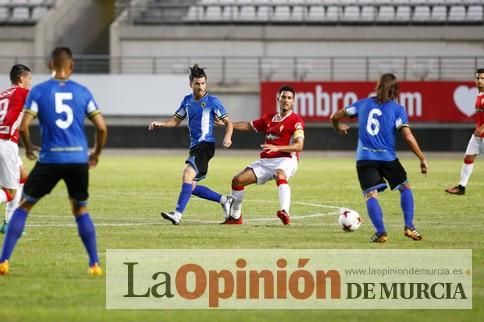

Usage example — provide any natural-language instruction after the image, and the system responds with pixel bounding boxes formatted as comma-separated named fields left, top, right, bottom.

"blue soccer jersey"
left=344, top=97, right=409, bottom=161
left=24, top=79, right=101, bottom=164
left=174, top=93, right=228, bottom=148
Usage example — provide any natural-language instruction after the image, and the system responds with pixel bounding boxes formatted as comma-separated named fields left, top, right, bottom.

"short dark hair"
left=189, top=64, right=207, bottom=82
left=278, top=85, right=296, bottom=97
left=50, top=46, right=73, bottom=70
left=9, top=64, right=31, bottom=84
left=476, top=68, right=484, bottom=74
left=375, top=73, right=399, bottom=103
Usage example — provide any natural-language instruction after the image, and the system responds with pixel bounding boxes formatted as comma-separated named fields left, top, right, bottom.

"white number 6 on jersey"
left=366, top=108, right=382, bottom=136
left=55, top=92, right=74, bottom=129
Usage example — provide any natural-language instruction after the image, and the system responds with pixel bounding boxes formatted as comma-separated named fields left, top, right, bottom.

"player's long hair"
left=375, top=73, right=399, bottom=104
left=9, top=64, right=31, bottom=84
left=189, top=64, right=207, bottom=82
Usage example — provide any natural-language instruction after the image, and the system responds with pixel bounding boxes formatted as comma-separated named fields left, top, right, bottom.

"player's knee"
left=365, top=190, right=378, bottom=200
left=232, top=176, right=243, bottom=187
left=399, top=183, right=411, bottom=192
left=464, top=156, right=475, bottom=164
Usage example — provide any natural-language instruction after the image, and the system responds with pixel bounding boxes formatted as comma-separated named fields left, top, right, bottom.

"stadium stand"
left=0, top=0, right=55, bottom=25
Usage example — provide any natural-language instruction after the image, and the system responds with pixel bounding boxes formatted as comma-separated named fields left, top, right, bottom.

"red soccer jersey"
left=0, top=86, right=29, bottom=144
left=476, top=92, right=484, bottom=137
left=250, top=111, right=305, bottom=159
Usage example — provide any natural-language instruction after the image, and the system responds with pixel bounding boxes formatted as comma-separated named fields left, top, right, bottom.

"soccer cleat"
left=88, top=263, right=103, bottom=276
left=0, top=220, right=7, bottom=234
left=161, top=211, right=181, bottom=225
left=221, top=214, right=243, bottom=225
left=445, top=185, right=465, bottom=195
left=369, top=232, right=388, bottom=243
left=0, top=260, right=9, bottom=275
left=276, top=210, right=291, bottom=225
left=404, top=227, right=423, bottom=241
left=221, top=195, right=234, bottom=220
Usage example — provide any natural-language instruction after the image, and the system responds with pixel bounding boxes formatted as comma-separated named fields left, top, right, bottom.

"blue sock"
left=366, top=197, right=386, bottom=235
left=400, top=187, right=415, bottom=229
left=175, top=183, right=193, bottom=214
left=192, top=185, right=222, bottom=203
left=76, top=213, right=99, bottom=266
left=0, top=208, right=28, bottom=262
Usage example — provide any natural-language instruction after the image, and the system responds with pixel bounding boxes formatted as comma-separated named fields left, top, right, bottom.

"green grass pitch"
left=0, top=151, right=482, bottom=322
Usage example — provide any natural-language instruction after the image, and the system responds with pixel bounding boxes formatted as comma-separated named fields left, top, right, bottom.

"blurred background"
left=0, top=0, right=483, bottom=150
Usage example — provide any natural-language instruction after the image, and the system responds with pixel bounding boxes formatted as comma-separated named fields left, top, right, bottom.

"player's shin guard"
left=192, top=185, right=222, bottom=202
left=0, top=208, right=28, bottom=262
left=276, top=179, right=290, bottom=212
left=399, top=187, right=415, bottom=229
left=366, top=197, right=385, bottom=235
left=6, top=184, right=23, bottom=222
left=175, top=183, right=193, bottom=214
left=76, top=213, right=99, bottom=267
left=231, top=185, right=245, bottom=219
left=459, top=160, right=474, bottom=187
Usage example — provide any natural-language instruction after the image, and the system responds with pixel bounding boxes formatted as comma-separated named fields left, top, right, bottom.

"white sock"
left=219, top=195, right=227, bottom=204
left=278, top=183, right=291, bottom=213
left=231, top=189, right=245, bottom=219
left=0, top=189, right=9, bottom=203
left=6, top=184, right=22, bottom=222
left=459, top=163, right=474, bottom=187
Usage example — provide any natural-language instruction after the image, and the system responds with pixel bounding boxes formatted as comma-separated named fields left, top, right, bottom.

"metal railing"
left=0, top=55, right=482, bottom=83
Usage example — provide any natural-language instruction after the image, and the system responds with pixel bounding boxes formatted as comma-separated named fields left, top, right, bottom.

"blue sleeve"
left=211, top=96, right=228, bottom=119
left=174, top=96, right=187, bottom=120
left=24, top=87, right=39, bottom=116
left=395, top=105, right=409, bottom=130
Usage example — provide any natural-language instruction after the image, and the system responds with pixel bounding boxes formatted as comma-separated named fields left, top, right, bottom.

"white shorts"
left=464, top=135, right=484, bottom=156
left=248, top=156, right=298, bottom=185
left=0, top=140, right=21, bottom=189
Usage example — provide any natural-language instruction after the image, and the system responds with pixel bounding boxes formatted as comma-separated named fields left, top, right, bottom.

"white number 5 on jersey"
left=55, top=92, right=74, bottom=129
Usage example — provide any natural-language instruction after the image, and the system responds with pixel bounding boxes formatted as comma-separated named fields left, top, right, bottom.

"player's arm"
left=88, top=113, right=108, bottom=168
left=221, top=116, right=233, bottom=148
left=19, top=111, right=39, bottom=160
left=399, top=126, right=428, bottom=174
left=261, top=136, right=304, bottom=154
left=474, top=124, right=484, bottom=137
left=232, top=121, right=253, bottom=131
left=148, top=116, right=182, bottom=130
left=330, top=109, right=350, bottom=134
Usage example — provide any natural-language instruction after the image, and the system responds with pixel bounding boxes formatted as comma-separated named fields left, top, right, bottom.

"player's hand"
left=148, top=121, right=161, bottom=130
left=223, top=138, right=232, bottom=148
left=420, top=159, right=428, bottom=175
left=473, top=128, right=484, bottom=137
left=88, top=152, right=100, bottom=168
left=261, top=144, right=279, bottom=153
left=25, top=145, right=40, bottom=161
left=336, top=123, right=350, bottom=135
left=214, top=118, right=226, bottom=127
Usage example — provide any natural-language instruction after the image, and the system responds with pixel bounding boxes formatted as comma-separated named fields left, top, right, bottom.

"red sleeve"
left=250, top=114, right=269, bottom=132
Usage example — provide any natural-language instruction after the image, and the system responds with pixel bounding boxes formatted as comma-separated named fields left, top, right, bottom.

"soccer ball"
left=338, top=209, right=361, bottom=232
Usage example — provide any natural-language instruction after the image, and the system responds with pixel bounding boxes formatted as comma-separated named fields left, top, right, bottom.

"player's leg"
left=357, top=161, right=388, bottom=243
left=3, top=166, right=28, bottom=234
left=445, top=135, right=479, bottom=195
left=65, top=164, right=102, bottom=275
left=273, top=157, right=298, bottom=225
left=224, top=166, right=258, bottom=224
left=0, top=142, right=20, bottom=233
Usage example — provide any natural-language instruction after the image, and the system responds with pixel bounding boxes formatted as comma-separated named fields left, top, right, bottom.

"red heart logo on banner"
left=453, top=86, right=478, bottom=117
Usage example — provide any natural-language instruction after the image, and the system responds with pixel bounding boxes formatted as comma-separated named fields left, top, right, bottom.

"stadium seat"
left=448, top=6, right=466, bottom=21
left=467, top=5, right=483, bottom=22
left=343, top=6, right=359, bottom=22
left=273, top=5, right=290, bottom=21
left=0, top=7, right=8, bottom=21
left=205, top=5, right=223, bottom=20
left=238, top=5, right=256, bottom=21
left=430, top=6, right=447, bottom=22
left=256, top=5, right=270, bottom=21
left=413, top=6, right=430, bottom=21
left=377, top=6, right=394, bottom=22
left=10, top=7, right=29, bottom=21
left=291, top=6, right=305, bottom=21
left=31, top=5, right=47, bottom=20
left=325, top=6, right=339, bottom=22
left=395, top=6, right=411, bottom=22
left=307, top=5, right=324, bottom=21
left=360, top=6, right=375, bottom=22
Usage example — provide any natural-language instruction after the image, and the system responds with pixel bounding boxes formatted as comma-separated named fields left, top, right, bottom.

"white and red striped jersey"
left=250, top=111, right=305, bottom=159
left=0, top=86, right=29, bottom=143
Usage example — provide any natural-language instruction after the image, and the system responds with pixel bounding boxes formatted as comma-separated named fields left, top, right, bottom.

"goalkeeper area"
left=0, top=150, right=482, bottom=321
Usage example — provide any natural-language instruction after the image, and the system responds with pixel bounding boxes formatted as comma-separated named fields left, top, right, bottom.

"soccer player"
left=331, top=73, right=428, bottom=243
left=0, top=47, right=108, bottom=276
left=445, top=68, right=484, bottom=195
left=148, top=64, right=233, bottom=225
left=223, top=85, right=305, bottom=225
left=0, top=64, right=31, bottom=235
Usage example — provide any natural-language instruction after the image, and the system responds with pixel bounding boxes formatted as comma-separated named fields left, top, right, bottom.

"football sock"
left=230, top=185, right=245, bottom=219
left=400, top=187, right=415, bottom=229
left=76, top=213, right=99, bottom=266
left=175, top=183, right=193, bottom=214
left=276, top=179, right=290, bottom=212
left=366, top=197, right=385, bottom=235
left=458, top=162, right=474, bottom=187
left=0, top=189, right=13, bottom=204
left=192, top=185, right=222, bottom=203
left=6, top=184, right=23, bottom=222
left=0, top=208, right=28, bottom=262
